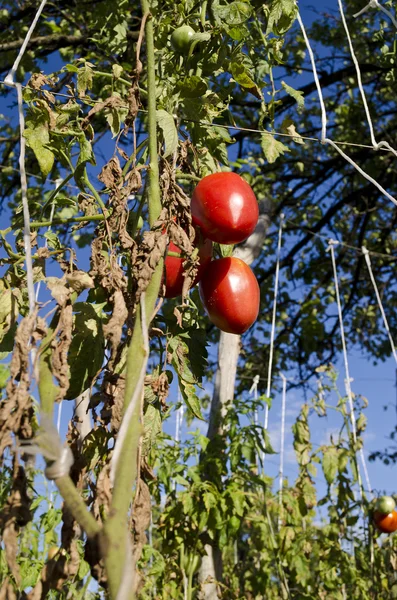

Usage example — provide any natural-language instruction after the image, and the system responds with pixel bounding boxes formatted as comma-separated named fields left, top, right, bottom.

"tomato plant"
left=199, top=257, right=259, bottom=334
left=191, top=172, right=259, bottom=245
left=163, top=238, right=212, bottom=298
left=373, top=510, right=397, bottom=534
left=170, top=25, right=195, bottom=53
left=376, top=495, right=396, bottom=515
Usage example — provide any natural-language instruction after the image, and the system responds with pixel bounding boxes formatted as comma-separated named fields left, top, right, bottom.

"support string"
left=262, top=214, right=284, bottom=466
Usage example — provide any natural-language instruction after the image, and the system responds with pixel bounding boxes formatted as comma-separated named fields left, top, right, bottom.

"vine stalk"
left=103, top=1, right=163, bottom=597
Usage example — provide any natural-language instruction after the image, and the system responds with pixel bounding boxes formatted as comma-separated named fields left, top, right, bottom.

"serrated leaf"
left=77, top=62, right=93, bottom=97
left=24, top=123, right=54, bottom=177
left=266, top=0, right=297, bottom=35
left=179, top=379, right=204, bottom=420
left=322, top=446, right=338, bottom=485
left=142, top=403, right=162, bottom=455
left=156, top=109, right=178, bottom=158
left=261, top=132, right=290, bottom=164
left=65, top=302, right=105, bottom=400
left=213, top=1, right=252, bottom=25
left=281, top=81, right=305, bottom=112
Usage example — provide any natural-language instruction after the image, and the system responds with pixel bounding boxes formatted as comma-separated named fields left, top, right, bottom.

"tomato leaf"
left=261, top=132, right=290, bottom=164
left=156, top=109, right=178, bottom=158
left=65, top=302, right=105, bottom=400
left=281, top=81, right=305, bottom=112
left=212, top=1, right=252, bottom=25
left=24, top=121, right=54, bottom=177
left=322, top=446, right=338, bottom=485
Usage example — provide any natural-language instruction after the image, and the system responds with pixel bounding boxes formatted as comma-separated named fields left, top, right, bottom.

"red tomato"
left=164, top=238, right=212, bottom=298
left=373, top=510, right=397, bottom=534
left=191, top=172, right=259, bottom=245
left=199, top=257, right=259, bottom=334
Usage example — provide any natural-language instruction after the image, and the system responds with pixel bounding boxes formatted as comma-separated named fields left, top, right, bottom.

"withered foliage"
left=0, top=459, right=32, bottom=589
left=0, top=313, right=44, bottom=455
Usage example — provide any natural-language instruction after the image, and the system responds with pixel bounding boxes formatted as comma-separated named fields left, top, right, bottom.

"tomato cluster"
left=372, top=496, right=397, bottom=534
left=163, top=172, right=259, bottom=334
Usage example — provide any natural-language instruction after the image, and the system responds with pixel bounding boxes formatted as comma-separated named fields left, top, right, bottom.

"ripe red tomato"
left=199, top=257, right=259, bottom=334
left=375, top=495, right=396, bottom=515
left=373, top=510, right=397, bottom=534
left=164, top=238, right=212, bottom=298
left=191, top=172, right=259, bottom=245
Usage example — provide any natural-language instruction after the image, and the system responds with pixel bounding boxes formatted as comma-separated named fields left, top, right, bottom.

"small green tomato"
left=170, top=25, right=195, bottom=53
left=375, top=495, right=396, bottom=515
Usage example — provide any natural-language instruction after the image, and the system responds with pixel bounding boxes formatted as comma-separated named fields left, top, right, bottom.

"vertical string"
left=362, top=247, right=397, bottom=365
left=278, top=374, right=287, bottom=531
left=249, top=374, right=260, bottom=472
left=262, top=215, right=284, bottom=466
left=328, top=241, right=366, bottom=500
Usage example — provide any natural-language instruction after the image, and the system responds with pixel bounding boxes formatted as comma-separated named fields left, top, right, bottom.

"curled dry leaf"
left=1, top=312, right=39, bottom=456
left=66, top=271, right=95, bottom=294
left=103, top=290, right=128, bottom=365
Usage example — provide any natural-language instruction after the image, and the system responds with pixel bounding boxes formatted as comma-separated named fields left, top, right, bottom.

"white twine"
left=20, top=414, right=74, bottom=480
left=337, top=0, right=397, bottom=157
left=353, top=0, right=397, bottom=29
left=278, top=373, right=287, bottom=530
left=249, top=374, right=260, bottom=471
left=328, top=241, right=368, bottom=500
left=362, top=247, right=397, bottom=365
left=262, top=215, right=284, bottom=465
left=110, top=293, right=149, bottom=486
left=298, top=9, right=397, bottom=208
left=296, top=12, right=327, bottom=142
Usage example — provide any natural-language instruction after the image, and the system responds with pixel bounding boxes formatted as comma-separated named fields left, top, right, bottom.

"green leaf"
left=142, top=403, right=162, bottom=455
left=156, top=109, right=178, bottom=158
left=65, top=302, right=105, bottom=400
left=179, top=379, right=204, bottom=420
left=0, top=365, right=9, bottom=388
left=281, top=118, right=305, bottom=144
left=230, top=62, right=256, bottom=88
left=24, top=122, right=54, bottom=177
left=322, top=446, right=338, bottom=485
left=77, top=61, right=94, bottom=96
left=266, top=0, right=297, bottom=35
left=177, top=76, right=208, bottom=99
left=263, top=429, right=277, bottom=454
left=281, top=81, right=305, bottom=112
left=213, top=1, right=252, bottom=25
left=261, top=132, right=290, bottom=164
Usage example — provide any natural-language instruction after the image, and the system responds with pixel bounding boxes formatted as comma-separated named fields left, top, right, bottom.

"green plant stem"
left=30, top=213, right=106, bottom=228
left=142, top=5, right=162, bottom=226
left=103, top=1, right=163, bottom=597
left=84, top=168, right=109, bottom=215
left=55, top=475, right=101, bottom=538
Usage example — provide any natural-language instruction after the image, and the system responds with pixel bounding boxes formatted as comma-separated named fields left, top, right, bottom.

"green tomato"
left=170, top=25, right=195, bottom=53
left=375, top=495, right=396, bottom=515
